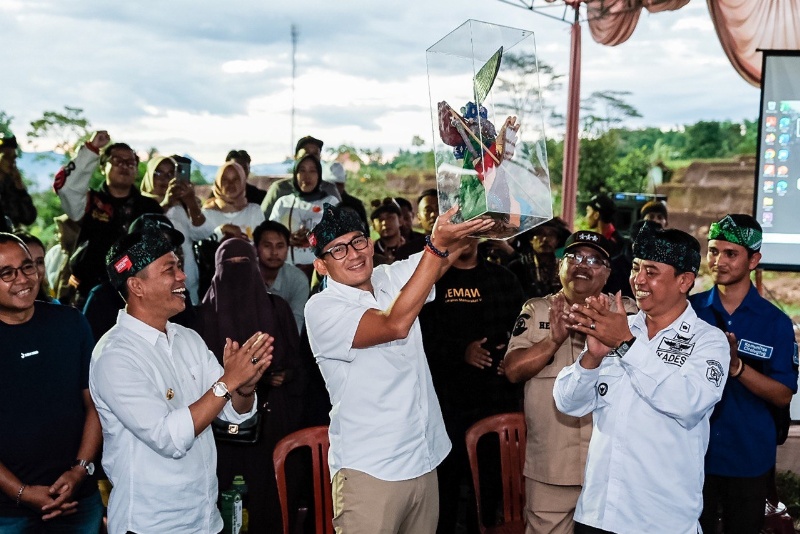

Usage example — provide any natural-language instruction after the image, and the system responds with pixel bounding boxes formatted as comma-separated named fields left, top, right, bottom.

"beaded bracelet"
left=424, top=235, right=449, bottom=258
left=16, top=484, right=26, bottom=507
left=236, top=385, right=258, bottom=398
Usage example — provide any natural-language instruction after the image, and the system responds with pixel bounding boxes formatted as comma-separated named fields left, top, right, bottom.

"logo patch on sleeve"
left=737, top=339, right=773, bottom=360
left=706, top=360, right=724, bottom=387
left=512, top=314, right=531, bottom=337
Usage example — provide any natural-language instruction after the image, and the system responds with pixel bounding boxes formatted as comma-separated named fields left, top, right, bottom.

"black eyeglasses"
left=564, top=252, right=609, bottom=269
left=109, top=155, right=137, bottom=168
left=0, top=262, right=38, bottom=282
left=322, top=235, right=369, bottom=260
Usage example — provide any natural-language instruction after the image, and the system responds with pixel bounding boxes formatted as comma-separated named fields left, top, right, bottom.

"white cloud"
left=221, top=59, right=273, bottom=74
left=0, top=0, right=761, bottom=164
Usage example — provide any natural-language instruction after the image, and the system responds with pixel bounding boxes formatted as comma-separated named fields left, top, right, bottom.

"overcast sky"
left=1, top=0, right=758, bottom=164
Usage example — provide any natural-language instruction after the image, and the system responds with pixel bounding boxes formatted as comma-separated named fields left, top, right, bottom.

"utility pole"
left=290, top=23, right=298, bottom=157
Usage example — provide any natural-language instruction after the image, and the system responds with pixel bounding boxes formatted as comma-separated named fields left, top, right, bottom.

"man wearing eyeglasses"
left=503, top=230, right=636, bottom=534
left=305, top=202, right=493, bottom=534
left=0, top=233, right=103, bottom=532
left=54, top=130, right=163, bottom=307
left=553, top=222, right=730, bottom=533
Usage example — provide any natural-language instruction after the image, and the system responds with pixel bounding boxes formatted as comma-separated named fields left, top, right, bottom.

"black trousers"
left=574, top=523, right=616, bottom=534
left=699, top=469, right=771, bottom=534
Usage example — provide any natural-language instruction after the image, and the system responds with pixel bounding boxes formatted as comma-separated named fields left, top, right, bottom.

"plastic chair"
left=273, top=426, right=333, bottom=534
left=465, top=412, right=527, bottom=534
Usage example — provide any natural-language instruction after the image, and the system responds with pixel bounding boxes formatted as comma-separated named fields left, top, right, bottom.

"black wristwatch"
left=614, top=337, right=636, bottom=358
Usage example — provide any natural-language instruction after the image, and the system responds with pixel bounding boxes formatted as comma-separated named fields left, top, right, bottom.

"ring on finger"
left=251, top=357, right=259, bottom=365
left=590, top=323, right=596, bottom=330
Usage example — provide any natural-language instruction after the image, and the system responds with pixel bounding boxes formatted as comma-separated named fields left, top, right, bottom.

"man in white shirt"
left=90, top=228, right=274, bottom=533
left=553, top=222, right=730, bottom=534
left=305, top=203, right=493, bottom=534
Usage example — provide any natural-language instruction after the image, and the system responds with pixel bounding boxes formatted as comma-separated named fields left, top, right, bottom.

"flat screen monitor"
left=754, top=50, right=800, bottom=271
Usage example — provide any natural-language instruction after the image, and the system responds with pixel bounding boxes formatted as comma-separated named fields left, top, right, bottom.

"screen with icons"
left=754, top=52, right=800, bottom=271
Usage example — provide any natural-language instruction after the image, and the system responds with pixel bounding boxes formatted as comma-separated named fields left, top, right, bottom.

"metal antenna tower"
left=290, top=23, right=299, bottom=157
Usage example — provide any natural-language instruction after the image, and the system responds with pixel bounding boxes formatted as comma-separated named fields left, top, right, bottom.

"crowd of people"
left=0, top=129, right=797, bottom=534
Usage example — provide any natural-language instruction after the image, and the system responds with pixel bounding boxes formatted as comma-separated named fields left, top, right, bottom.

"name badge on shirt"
left=737, top=339, right=773, bottom=360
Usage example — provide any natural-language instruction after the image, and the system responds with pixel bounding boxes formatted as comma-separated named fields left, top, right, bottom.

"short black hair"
left=394, top=197, right=412, bottom=212
left=100, top=143, right=136, bottom=168
left=588, top=194, right=616, bottom=223
left=15, top=232, right=45, bottom=252
left=640, top=201, right=668, bottom=219
left=226, top=149, right=251, bottom=164
left=417, top=189, right=438, bottom=206
left=0, top=232, right=30, bottom=254
left=253, top=220, right=290, bottom=247
left=294, top=136, right=324, bottom=156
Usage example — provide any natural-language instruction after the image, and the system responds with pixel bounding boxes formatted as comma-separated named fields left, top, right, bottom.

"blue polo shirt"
left=690, top=285, right=798, bottom=477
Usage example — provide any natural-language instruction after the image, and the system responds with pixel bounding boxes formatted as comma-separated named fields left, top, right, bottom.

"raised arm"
left=351, top=207, right=494, bottom=348
left=54, top=131, right=110, bottom=221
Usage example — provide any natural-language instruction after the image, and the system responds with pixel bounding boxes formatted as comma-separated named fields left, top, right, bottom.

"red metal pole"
left=560, top=8, right=581, bottom=229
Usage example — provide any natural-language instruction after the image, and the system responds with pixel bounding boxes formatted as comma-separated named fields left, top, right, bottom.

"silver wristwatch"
left=211, top=381, right=232, bottom=400
left=73, top=459, right=95, bottom=476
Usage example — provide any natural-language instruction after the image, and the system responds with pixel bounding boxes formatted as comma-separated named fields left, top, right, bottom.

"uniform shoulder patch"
left=706, top=360, right=723, bottom=387
left=512, top=313, right=531, bottom=337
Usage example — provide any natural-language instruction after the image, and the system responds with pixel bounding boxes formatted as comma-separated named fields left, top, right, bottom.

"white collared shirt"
left=553, top=303, right=729, bottom=534
left=90, top=311, right=256, bottom=534
left=305, top=252, right=451, bottom=481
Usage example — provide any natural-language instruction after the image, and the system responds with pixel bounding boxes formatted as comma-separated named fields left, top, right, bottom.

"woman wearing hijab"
left=140, top=155, right=213, bottom=304
left=140, top=156, right=176, bottom=206
left=202, top=161, right=265, bottom=241
left=195, top=238, right=304, bottom=534
left=269, top=151, right=338, bottom=269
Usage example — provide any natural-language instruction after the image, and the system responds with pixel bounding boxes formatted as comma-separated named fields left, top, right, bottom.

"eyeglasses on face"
left=0, top=262, right=38, bottom=282
left=109, top=155, right=137, bottom=168
left=564, top=252, right=609, bottom=268
left=322, top=235, right=369, bottom=260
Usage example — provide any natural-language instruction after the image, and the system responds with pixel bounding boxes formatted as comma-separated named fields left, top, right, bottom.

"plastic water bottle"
left=220, top=489, right=242, bottom=534
left=231, top=475, right=249, bottom=533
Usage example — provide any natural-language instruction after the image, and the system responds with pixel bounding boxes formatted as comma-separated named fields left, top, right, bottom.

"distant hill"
left=15, top=151, right=293, bottom=192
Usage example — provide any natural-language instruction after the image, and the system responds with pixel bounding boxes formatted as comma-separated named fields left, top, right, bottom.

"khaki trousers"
left=331, top=468, right=438, bottom=534
left=525, top=477, right=582, bottom=534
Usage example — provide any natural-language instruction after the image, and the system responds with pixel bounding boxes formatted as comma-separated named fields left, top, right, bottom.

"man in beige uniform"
left=504, top=231, right=637, bottom=533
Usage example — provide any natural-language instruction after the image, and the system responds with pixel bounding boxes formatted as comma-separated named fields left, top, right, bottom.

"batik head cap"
left=708, top=214, right=762, bottom=252
left=106, top=229, right=176, bottom=289
left=129, top=213, right=184, bottom=247
left=633, top=221, right=701, bottom=274
left=309, top=203, right=367, bottom=257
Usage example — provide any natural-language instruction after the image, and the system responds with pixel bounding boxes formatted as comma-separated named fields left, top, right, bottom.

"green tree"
left=0, top=111, right=13, bottom=137
left=27, top=106, right=93, bottom=160
left=608, top=146, right=651, bottom=193
left=581, top=91, right=642, bottom=136
left=578, top=130, right=619, bottom=196
left=495, top=52, right=564, bottom=129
